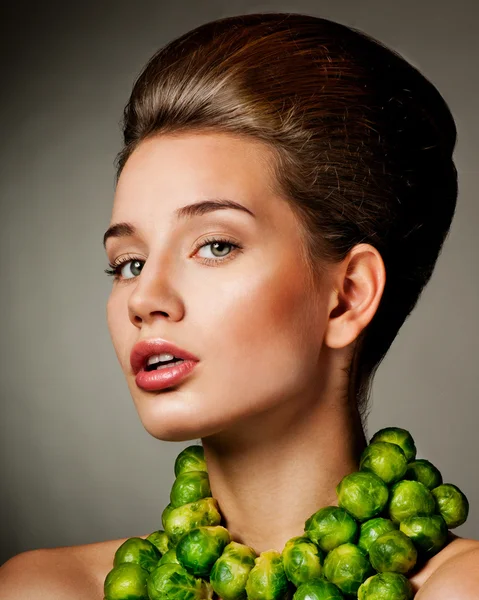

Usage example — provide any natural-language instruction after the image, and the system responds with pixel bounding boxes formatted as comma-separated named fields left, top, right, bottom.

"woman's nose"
left=127, top=258, right=185, bottom=327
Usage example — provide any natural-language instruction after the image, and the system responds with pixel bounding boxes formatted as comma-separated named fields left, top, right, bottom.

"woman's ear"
left=324, top=244, right=386, bottom=350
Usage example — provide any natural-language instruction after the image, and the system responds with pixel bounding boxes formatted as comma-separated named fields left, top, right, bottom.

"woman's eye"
left=195, top=238, right=237, bottom=260
left=104, top=257, right=143, bottom=281
left=120, top=259, right=143, bottom=279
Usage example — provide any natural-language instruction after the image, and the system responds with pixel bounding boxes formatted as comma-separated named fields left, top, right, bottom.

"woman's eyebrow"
left=102, top=198, right=256, bottom=248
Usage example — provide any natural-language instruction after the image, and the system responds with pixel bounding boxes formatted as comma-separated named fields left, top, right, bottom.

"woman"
left=1, top=12, right=477, bottom=599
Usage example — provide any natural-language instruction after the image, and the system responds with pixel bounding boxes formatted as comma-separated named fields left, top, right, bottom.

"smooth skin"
left=1, top=132, right=478, bottom=598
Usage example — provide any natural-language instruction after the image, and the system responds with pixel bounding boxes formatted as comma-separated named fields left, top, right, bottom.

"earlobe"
left=323, top=244, right=386, bottom=350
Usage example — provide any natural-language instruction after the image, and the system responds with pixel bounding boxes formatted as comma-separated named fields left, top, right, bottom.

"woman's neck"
left=201, top=384, right=367, bottom=554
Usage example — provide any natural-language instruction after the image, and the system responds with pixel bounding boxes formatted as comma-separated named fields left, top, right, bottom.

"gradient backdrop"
left=1, top=0, right=478, bottom=565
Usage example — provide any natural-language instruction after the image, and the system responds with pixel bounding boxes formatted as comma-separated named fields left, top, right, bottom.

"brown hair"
left=114, top=13, right=458, bottom=424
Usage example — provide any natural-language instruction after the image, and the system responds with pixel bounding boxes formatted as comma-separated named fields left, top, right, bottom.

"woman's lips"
left=130, top=338, right=200, bottom=375
left=135, top=359, right=198, bottom=391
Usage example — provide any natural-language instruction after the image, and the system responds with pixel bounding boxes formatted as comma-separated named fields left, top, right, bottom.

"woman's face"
left=105, top=132, right=333, bottom=441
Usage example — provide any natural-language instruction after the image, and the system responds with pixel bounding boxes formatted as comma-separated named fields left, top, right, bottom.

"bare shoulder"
left=409, top=533, right=479, bottom=597
left=73, top=532, right=150, bottom=589
left=0, top=533, right=149, bottom=600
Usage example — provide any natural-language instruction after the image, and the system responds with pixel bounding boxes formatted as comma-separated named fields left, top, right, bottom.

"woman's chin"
left=135, top=399, right=227, bottom=442
left=142, top=419, right=224, bottom=442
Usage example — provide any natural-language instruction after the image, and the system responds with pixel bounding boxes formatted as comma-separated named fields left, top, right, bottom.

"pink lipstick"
left=130, top=338, right=200, bottom=392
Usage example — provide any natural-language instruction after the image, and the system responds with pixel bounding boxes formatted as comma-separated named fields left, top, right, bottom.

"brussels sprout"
left=147, top=562, right=208, bottom=600
left=369, top=427, right=417, bottom=462
left=358, top=518, right=398, bottom=554
left=210, top=541, right=257, bottom=600
left=176, top=525, right=231, bottom=577
left=357, top=572, right=414, bottom=600
left=282, top=536, right=324, bottom=587
left=400, top=514, right=448, bottom=558
left=304, top=506, right=358, bottom=552
left=403, top=459, right=443, bottom=490
left=113, top=537, right=161, bottom=574
left=175, top=445, right=208, bottom=477
left=170, top=470, right=212, bottom=508
left=336, top=472, right=389, bottom=521
left=359, top=442, right=408, bottom=484
left=304, top=506, right=359, bottom=552
left=164, top=497, right=222, bottom=544
left=245, top=550, right=289, bottom=600
left=147, top=529, right=170, bottom=555
left=158, top=548, right=180, bottom=566
left=293, top=578, right=344, bottom=600
left=431, top=483, right=469, bottom=528
left=322, top=543, right=374, bottom=595
left=162, top=503, right=175, bottom=530
left=387, top=480, right=436, bottom=524
left=104, top=563, right=149, bottom=600
left=368, top=530, right=417, bottom=574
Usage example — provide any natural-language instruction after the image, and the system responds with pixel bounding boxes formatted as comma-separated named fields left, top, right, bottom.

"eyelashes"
left=104, top=253, right=142, bottom=280
left=104, top=236, right=243, bottom=282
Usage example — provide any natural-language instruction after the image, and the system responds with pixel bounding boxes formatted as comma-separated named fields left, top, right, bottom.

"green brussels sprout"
left=431, top=483, right=469, bottom=528
left=403, top=459, right=443, bottom=490
left=322, top=543, right=374, bottom=595
left=158, top=548, right=180, bottom=566
left=359, top=442, right=408, bottom=484
left=147, top=562, right=208, bottom=600
left=400, top=514, right=448, bottom=558
left=113, top=537, right=161, bottom=574
left=368, top=530, right=417, bottom=574
left=104, top=563, right=149, bottom=600
left=147, top=529, right=170, bottom=555
left=164, top=497, right=222, bottom=544
left=387, top=480, right=436, bottom=524
left=357, top=572, right=414, bottom=600
left=162, top=503, right=175, bottom=530
left=282, top=536, right=324, bottom=587
left=245, top=550, right=289, bottom=600
left=293, top=578, right=344, bottom=600
left=358, top=518, right=398, bottom=554
left=170, top=470, right=211, bottom=508
left=174, top=445, right=208, bottom=477
left=369, top=427, right=417, bottom=462
left=176, top=525, right=231, bottom=577
left=336, top=472, right=389, bottom=521
left=210, top=541, right=257, bottom=600
left=304, top=506, right=358, bottom=552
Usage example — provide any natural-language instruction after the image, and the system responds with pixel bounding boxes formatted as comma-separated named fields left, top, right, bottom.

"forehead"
left=112, top=132, right=280, bottom=217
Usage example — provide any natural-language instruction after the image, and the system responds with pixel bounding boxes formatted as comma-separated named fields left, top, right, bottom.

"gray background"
left=1, top=0, right=478, bottom=566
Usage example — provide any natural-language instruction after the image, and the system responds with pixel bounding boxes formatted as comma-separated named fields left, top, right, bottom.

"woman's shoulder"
left=0, top=532, right=149, bottom=599
left=75, top=532, right=151, bottom=590
left=409, top=532, right=479, bottom=598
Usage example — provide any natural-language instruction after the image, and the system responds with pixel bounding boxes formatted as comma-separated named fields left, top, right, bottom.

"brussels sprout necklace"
left=103, top=427, right=470, bottom=600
